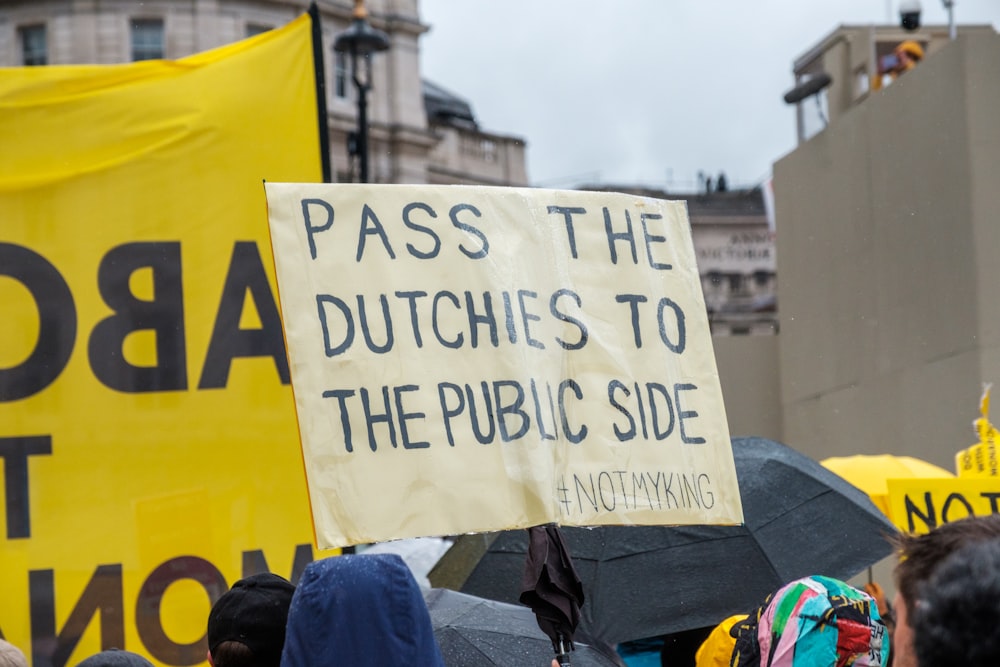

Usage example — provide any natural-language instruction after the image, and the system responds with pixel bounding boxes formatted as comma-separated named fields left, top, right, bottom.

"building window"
left=246, top=23, right=272, bottom=38
left=19, top=24, right=47, bottom=66
left=334, top=51, right=348, bottom=99
left=131, top=18, right=164, bottom=61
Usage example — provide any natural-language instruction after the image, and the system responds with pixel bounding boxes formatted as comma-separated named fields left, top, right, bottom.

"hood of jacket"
left=280, top=553, right=445, bottom=667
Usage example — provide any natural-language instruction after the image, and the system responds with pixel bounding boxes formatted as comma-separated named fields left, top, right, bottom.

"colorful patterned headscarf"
left=730, top=575, right=889, bottom=667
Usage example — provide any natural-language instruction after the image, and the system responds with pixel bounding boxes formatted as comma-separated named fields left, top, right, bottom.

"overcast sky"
left=418, top=1, right=1000, bottom=192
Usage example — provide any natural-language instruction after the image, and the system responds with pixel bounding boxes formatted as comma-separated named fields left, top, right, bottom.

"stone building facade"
left=0, top=0, right=528, bottom=187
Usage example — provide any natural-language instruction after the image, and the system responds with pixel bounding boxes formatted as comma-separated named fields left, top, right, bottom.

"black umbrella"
left=428, top=436, right=898, bottom=646
left=424, top=587, right=625, bottom=667
left=520, top=524, right=585, bottom=665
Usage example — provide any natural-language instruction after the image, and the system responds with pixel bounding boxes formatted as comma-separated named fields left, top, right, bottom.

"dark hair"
left=912, top=538, right=1000, bottom=667
left=210, top=641, right=256, bottom=667
left=892, top=514, right=1000, bottom=616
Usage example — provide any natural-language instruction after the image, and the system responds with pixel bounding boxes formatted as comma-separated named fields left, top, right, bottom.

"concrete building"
left=0, top=0, right=527, bottom=187
left=774, top=25, right=1000, bottom=469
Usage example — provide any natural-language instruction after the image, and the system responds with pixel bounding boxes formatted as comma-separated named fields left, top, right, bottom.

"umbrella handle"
left=555, top=635, right=572, bottom=666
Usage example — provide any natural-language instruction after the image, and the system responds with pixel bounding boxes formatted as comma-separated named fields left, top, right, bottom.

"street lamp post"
left=333, top=0, right=390, bottom=183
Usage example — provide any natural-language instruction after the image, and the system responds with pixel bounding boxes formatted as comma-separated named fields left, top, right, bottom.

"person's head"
left=0, top=641, right=27, bottom=667
left=280, top=554, right=444, bottom=667
left=730, top=575, right=888, bottom=667
left=894, top=40, right=924, bottom=70
left=207, top=572, right=296, bottom=667
left=890, top=514, right=1000, bottom=667
left=75, top=649, right=154, bottom=667
left=911, top=537, right=1000, bottom=667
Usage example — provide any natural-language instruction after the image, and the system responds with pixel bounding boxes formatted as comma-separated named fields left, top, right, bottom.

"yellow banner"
left=0, top=16, right=322, bottom=667
left=265, top=183, right=744, bottom=549
left=886, top=478, right=1000, bottom=534
left=956, top=385, right=999, bottom=477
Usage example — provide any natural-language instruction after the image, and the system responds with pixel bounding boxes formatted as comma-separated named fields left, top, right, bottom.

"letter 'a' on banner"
left=1, top=14, right=323, bottom=667
left=265, top=183, right=745, bottom=549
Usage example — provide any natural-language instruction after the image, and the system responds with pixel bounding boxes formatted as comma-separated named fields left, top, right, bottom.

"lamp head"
left=333, top=0, right=390, bottom=57
left=899, top=0, right=922, bottom=31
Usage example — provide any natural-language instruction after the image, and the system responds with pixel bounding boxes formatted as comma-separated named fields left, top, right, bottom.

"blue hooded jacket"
left=280, top=553, right=445, bottom=667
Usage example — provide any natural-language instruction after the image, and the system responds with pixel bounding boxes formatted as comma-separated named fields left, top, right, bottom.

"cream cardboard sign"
left=265, top=183, right=743, bottom=548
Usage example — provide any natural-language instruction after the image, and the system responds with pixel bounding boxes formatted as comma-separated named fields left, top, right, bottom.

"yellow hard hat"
left=896, top=40, right=925, bottom=60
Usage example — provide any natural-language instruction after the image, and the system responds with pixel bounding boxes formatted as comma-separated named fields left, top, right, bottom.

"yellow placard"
left=265, top=183, right=744, bottom=549
left=955, top=444, right=977, bottom=477
left=1, top=15, right=323, bottom=667
left=886, top=478, right=1000, bottom=534
left=956, top=385, right=1000, bottom=477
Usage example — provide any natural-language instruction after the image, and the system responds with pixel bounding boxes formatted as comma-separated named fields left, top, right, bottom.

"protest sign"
left=265, top=183, right=744, bottom=549
left=955, top=385, right=999, bottom=478
left=887, top=478, right=1000, bottom=534
left=1, top=15, right=323, bottom=666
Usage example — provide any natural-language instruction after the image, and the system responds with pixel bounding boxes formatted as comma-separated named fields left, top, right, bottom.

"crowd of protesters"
left=6, top=514, right=994, bottom=667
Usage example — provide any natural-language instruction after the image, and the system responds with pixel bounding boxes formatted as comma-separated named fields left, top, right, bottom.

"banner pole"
left=308, top=2, right=332, bottom=183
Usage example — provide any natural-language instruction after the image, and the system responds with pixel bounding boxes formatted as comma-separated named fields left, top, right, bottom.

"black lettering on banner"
left=558, top=380, right=587, bottom=444
left=0, top=435, right=52, bottom=539
left=465, top=292, right=498, bottom=348
left=0, top=243, right=77, bottom=402
left=322, top=389, right=356, bottom=451
left=395, top=384, right=429, bottom=450
left=356, top=294, right=394, bottom=354
left=675, top=383, right=705, bottom=444
left=905, top=492, right=937, bottom=532
left=657, top=298, right=686, bottom=353
left=395, top=291, right=427, bottom=347
left=356, top=204, right=396, bottom=262
left=616, top=294, right=648, bottom=348
left=646, top=383, right=674, bottom=440
left=449, top=204, right=489, bottom=259
left=29, top=565, right=124, bottom=667
left=941, top=492, right=975, bottom=523
left=437, top=382, right=464, bottom=447
left=639, top=212, right=671, bottom=270
left=699, top=473, right=715, bottom=508
left=88, top=242, right=187, bottom=393
left=136, top=556, right=227, bottom=666
left=530, top=379, right=557, bottom=441
left=317, top=295, right=354, bottom=357
left=361, top=386, right=397, bottom=451
left=494, top=380, right=529, bottom=441
left=608, top=380, right=638, bottom=442
left=517, top=290, right=544, bottom=349
left=26, top=546, right=313, bottom=667
left=574, top=475, right=599, bottom=512
left=603, top=207, right=638, bottom=265
left=301, top=198, right=334, bottom=260
left=432, top=291, right=463, bottom=349
left=502, top=292, right=517, bottom=344
left=464, top=382, right=496, bottom=444
left=551, top=289, right=587, bottom=351
left=547, top=205, right=586, bottom=259
left=401, top=202, right=441, bottom=259
left=199, top=242, right=290, bottom=388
